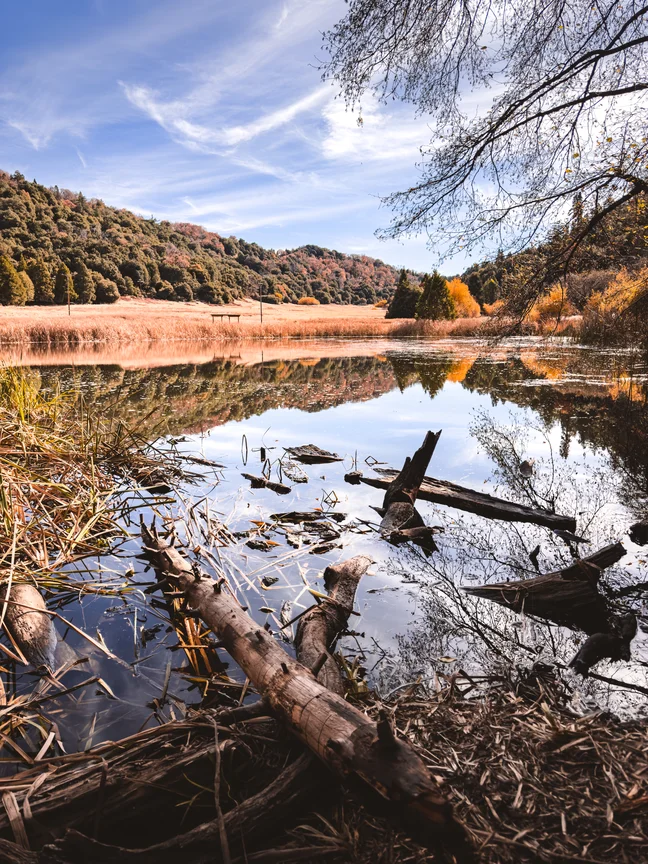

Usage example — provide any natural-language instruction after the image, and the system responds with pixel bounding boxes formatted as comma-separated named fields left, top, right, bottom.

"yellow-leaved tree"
left=447, top=278, right=480, bottom=317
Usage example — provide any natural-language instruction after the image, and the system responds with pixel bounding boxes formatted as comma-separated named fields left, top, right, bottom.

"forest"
left=0, top=171, right=404, bottom=307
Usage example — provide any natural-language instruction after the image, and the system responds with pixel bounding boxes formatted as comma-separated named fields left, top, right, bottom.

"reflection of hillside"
left=38, top=356, right=399, bottom=436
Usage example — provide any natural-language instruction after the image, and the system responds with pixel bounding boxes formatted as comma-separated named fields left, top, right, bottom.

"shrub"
left=94, top=276, right=120, bottom=304
left=483, top=299, right=505, bottom=316
left=528, top=285, right=576, bottom=323
left=581, top=267, right=648, bottom=342
left=374, top=298, right=388, bottom=308
left=298, top=296, right=320, bottom=305
left=447, top=277, right=480, bottom=317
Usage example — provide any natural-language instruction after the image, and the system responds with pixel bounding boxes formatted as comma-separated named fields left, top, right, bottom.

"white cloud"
left=321, top=95, right=428, bottom=163
left=122, top=83, right=329, bottom=151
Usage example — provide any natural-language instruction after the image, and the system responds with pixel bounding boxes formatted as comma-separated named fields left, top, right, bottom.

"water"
left=5, top=338, right=648, bottom=764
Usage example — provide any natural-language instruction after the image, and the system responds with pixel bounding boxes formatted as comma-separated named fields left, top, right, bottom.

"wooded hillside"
left=0, top=170, right=404, bottom=306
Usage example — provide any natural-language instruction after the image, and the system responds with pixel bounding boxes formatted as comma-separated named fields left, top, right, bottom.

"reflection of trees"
left=37, top=356, right=399, bottom=436
left=388, top=354, right=457, bottom=399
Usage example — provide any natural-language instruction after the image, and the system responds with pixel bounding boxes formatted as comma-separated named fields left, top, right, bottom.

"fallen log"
left=462, top=542, right=626, bottom=634
left=0, top=584, right=77, bottom=672
left=569, top=613, right=637, bottom=676
left=387, top=526, right=440, bottom=556
left=284, top=445, right=342, bottom=464
left=241, top=474, right=291, bottom=495
left=360, top=468, right=577, bottom=531
left=379, top=431, right=440, bottom=533
left=139, top=520, right=467, bottom=852
left=294, top=556, right=372, bottom=695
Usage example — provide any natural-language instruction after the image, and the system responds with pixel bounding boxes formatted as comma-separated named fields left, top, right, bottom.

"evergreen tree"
left=74, top=261, right=95, bottom=304
left=385, top=269, right=422, bottom=319
left=467, top=272, right=484, bottom=307
left=27, top=259, right=55, bottom=304
left=416, top=271, right=456, bottom=320
left=17, top=271, right=35, bottom=304
left=483, top=277, right=499, bottom=305
left=0, top=256, right=27, bottom=305
left=54, top=262, right=78, bottom=305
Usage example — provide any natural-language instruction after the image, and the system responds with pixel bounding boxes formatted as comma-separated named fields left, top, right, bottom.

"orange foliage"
left=298, top=296, right=320, bottom=305
left=447, top=278, right=480, bottom=317
left=528, top=286, right=576, bottom=322
left=446, top=357, right=476, bottom=383
left=483, top=299, right=505, bottom=316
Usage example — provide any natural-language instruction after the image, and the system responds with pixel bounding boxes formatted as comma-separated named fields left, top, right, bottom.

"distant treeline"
left=460, top=192, right=648, bottom=311
left=0, top=171, right=406, bottom=306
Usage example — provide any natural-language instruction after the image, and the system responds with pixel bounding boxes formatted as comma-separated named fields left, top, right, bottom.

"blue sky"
left=0, top=0, right=472, bottom=272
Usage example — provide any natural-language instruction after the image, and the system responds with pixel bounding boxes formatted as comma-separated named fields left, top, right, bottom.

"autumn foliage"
left=447, top=277, right=480, bottom=317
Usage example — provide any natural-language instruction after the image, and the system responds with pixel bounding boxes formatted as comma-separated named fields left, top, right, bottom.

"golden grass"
left=0, top=298, right=501, bottom=344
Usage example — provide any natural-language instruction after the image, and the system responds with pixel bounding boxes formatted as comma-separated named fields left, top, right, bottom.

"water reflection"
left=3, top=340, right=648, bottom=764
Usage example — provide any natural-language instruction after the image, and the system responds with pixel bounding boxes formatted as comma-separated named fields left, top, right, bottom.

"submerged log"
left=140, top=521, right=466, bottom=851
left=1, top=584, right=77, bottom=671
left=569, top=613, right=637, bottom=676
left=294, top=556, right=372, bottom=695
left=388, top=526, right=440, bottom=556
left=462, top=542, right=626, bottom=633
left=284, top=445, right=342, bottom=464
left=361, top=468, right=577, bottom=531
left=379, top=431, right=440, bottom=534
left=241, top=474, right=291, bottom=495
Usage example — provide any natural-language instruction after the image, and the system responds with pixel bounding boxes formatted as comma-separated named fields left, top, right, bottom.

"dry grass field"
left=0, top=297, right=494, bottom=345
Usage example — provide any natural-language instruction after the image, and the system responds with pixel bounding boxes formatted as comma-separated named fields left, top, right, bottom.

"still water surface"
left=8, top=338, right=648, bottom=760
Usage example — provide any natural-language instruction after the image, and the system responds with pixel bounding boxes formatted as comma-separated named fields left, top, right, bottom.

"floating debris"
left=285, top=444, right=343, bottom=464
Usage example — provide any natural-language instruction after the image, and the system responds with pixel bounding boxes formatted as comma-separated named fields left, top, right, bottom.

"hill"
left=0, top=170, right=405, bottom=306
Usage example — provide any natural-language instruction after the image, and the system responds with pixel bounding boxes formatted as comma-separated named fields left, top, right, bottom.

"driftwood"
left=270, top=511, right=345, bottom=524
left=462, top=543, right=626, bottom=633
left=359, top=468, right=577, bottom=531
left=0, top=584, right=77, bottom=671
left=387, top=526, right=440, bottom=556
left=284, top=445, right=342, bottom=464
left=569, top=613, right=637, bottom=676
left=241, top=474, right=291, bottom=495
left=294, top=556, right=372, bottom=695
left=378, top=431, right=440, bottom=534
left=139, top=521, right=466, bottom=852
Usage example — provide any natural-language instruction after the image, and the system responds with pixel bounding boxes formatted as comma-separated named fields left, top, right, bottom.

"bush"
left=581, top=268, right=648, bottom=342
left=483, top=299, right=505, bottom=316
left=94, top=276, right=120, bottom=304
left=447, top=277, right=480, bottom=317
left=528, top=285, right=576, bottom=323
left=374, top=298, right=388, bottom=308
left=298, top=296, right=320, bottom=305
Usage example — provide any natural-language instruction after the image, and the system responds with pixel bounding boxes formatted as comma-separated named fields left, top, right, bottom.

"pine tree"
left=385, top=269, right=422, bottom=319
left=467, top=272, right=484, bottom=307
left=74, top=261, right=95, bottom=304
left=416, top=271, right=456, bottom=320
left=18, top=271, right=35, bottom=304
left=27, top=260, right=55, bottom=304
left=483, top=277, right=499, bottom=305
left=0, top=256, right=27, bottom=305
left=54, top=262, right=78, bottom=305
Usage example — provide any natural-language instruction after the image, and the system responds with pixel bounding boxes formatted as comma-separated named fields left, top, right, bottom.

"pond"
left=5, top=337, right=648, bottom=767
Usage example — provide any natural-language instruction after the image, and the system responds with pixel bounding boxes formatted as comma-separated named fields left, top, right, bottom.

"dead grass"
left=0, top=297, right=510, bottom=345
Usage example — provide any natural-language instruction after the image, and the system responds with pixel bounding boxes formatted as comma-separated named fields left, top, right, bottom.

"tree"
left=26, top=259, right=54, bottom=304
left=483, top=278, right=500, bottom=305
left=466, top=272, right=483, bottom=307
left=0, top=256, right=27, bottom=305
left=17, top=271, right=34, bottom=304
left=385, top=269, right=422, bottom=318
left=416, top=271, right=456, bottom=320
left=94, top=275, right=120, bottom=304
left=54, top=263, right=78, bottom=305
left=323, top=2, right=648, bottom=284
left=74, top=261, right=95, bottom=304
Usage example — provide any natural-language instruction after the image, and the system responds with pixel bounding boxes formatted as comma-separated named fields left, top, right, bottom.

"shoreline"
left=0, top=296, right=578, bottom=349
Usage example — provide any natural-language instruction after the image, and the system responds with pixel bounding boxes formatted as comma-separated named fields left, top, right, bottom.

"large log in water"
left=462, top=542, right=626, bottom=633
left=139, top=521, right=466, bottom=851
left=360, top=468, right=577, bottom=531
left=379, top=430, right=440, bottom=533
left=294, top=556, right=372, bottom=695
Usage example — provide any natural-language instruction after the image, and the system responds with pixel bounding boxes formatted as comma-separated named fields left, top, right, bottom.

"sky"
left=0, top=0, right=473, bottom=272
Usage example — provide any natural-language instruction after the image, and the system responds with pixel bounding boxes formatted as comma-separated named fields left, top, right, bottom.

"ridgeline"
left=0, top=170, right=403, bottom=307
